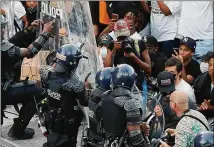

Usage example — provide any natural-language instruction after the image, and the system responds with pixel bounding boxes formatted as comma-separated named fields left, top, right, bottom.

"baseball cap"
left=142, top=35, right=158, bottom=47
left=180, top=37, right=196, bottom=52
left=157, top=71, right=175, bottom=93
left=202, top=51, right=214, bottom=62
left=98, top=34, right=113, bottom=46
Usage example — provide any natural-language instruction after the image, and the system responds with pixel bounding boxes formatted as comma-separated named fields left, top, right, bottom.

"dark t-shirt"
left=150, top=52, right=168, bottom=78
left=113, top=39, right=147, bottom=87
left=185, top=59, right=201, bottom=84
left=106, top=1, right=150, bottom=31
left=106, top=1, right=137, bottom=19
left=193, top=72, right=214, bottom=119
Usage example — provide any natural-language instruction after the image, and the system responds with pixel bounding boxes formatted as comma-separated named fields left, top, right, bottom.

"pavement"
left=1, top=105, right=85, bottom=147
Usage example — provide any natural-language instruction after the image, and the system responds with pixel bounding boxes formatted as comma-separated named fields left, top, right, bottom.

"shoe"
left=7, top=118, right=35, bottom=140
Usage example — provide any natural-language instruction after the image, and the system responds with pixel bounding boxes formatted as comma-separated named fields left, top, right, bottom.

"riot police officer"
left=86, top=67, right=114, bottom=146
left=100, top=64, right=147, bottom=147
left=1, top=14, right=53, bottom=139
left=40, top=44, right=88, bottom=147
left=194, top=131, right=214, bottom=147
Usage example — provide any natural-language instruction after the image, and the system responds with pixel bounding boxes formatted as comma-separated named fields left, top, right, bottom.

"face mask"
left=27, top=7, right=37, bottom=14
left=100, top=46, right=107, bottom=58
left=200, top=62, right=208, bottom=73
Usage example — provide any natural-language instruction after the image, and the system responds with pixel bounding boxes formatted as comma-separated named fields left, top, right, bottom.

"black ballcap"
left=157, top=71, right=175, bottom=93
left=142, top=35, right=158, bottom=47
left=202, top=51, right=214, bottom=62
left=180, top=37, right=196, bottom=52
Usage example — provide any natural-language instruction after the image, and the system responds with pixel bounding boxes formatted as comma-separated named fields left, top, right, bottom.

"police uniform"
left=100, top=64, right=146, bottom=147
left=40, top=44, right=88, bottom=147
left=1, top=40, right=48, bottom=139
left=1, top=14, right=52, bottom=139
left=84, top=67, right=114, bottom=147
left=86, top=88, right=106, bottom=146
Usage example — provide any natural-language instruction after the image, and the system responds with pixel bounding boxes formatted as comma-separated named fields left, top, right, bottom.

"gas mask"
left=200, top=62, right=208, bottom=73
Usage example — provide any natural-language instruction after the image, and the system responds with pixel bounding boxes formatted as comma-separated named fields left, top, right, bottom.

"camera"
left=151, top=132, right=175, bottom=147
left=121, top=37, right=133, bottom=53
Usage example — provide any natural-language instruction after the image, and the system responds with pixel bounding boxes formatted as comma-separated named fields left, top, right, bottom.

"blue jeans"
left=159, top=40, right=174, bottom=58
left=194, top=39, right=214, bottom=62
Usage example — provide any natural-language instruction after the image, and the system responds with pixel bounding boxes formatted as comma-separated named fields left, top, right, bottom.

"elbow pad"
left=28, top=32, right=50, bottom=58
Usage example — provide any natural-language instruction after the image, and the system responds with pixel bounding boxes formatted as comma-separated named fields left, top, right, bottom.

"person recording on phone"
left=103, top=19, right=151, bottom=91
left=98, top=10, right=143, bottom=41
left=172, top=37, right=201, bottom=85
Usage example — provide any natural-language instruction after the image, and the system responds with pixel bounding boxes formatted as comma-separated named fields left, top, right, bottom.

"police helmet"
left=1, top=14, right=8, bottom=28
left=95, top=67, right=114, bottom=90
left=194, top=131, right=214, bottom=147
left=112, top=64, right=136, bottom=90
left=56, top=44, right=82, bottom=72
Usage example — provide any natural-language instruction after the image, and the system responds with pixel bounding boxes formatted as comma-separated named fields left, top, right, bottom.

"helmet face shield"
left=56, top=44, right=83, bottom=72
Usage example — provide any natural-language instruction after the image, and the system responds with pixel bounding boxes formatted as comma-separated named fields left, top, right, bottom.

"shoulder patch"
left=124, top=99, right=141, bottom=111
left=114, top=96, right=128, bottom=107
left=39, top=65, right=54, bottom=81
left=1, top=40, right=14, bottom=51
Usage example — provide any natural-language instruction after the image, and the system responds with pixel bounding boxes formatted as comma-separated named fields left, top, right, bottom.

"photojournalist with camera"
left=104, top=19, right=151, bottom=90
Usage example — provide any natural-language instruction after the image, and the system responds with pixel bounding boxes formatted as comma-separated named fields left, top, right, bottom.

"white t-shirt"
left=176, top=79, right=196, bottom=102
left=150, top=1, right=182, bottom=42
left=178, top=1, right=213, bottom=40
left=14, top=1, right=26, bottom=31
left=109, top=31, right=142, bottom=41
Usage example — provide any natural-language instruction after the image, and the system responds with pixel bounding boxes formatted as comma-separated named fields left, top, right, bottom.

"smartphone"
left=111, top=13, right=119, bottom=21
left=173, top=48, right=179, bottom=55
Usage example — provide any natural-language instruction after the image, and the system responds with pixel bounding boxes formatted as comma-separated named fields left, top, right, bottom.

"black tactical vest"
left=47, top=72, right=79, bottom=118
left=101, top=90, right=126, bottom=137
left=88, top=88, right=105, bottom=138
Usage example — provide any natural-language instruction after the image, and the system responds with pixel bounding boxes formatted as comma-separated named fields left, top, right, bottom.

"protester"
left=141, top=1, right=182, bottom=58
left=165, top=57, right=196, bottom=102
left=172, top=37, right=201, bottom=85
left=142, top=35, right=167, bottom=78
left=194, top=52, right=214, bottom=120
left=178, top=1, right=213, bottom=59
left=160, top=91, right=209, bottom=147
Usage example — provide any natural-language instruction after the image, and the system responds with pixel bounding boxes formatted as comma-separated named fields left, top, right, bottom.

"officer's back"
left=87, top=67, right=114, bottom=142
left=101, top=89, right=127, bottom=137
left=100, top=64, right=146, bottom=147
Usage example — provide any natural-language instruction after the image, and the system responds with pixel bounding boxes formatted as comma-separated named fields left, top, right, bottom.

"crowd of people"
left=1, top=1, right=214, bottom=147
